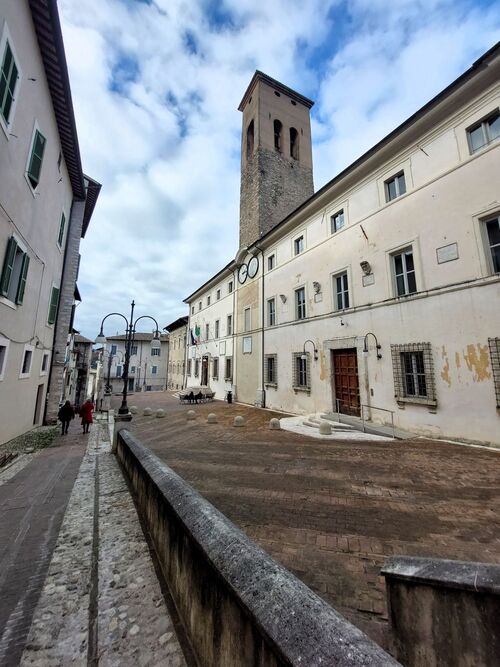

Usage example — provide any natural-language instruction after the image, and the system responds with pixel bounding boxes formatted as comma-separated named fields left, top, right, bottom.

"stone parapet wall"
left=115, top=428, right=400, bottom=667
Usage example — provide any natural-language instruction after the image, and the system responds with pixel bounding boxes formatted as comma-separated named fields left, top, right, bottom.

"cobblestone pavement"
left=0, top=422, right=86, bottom=666
left=118, top=391, right=500, bottom=649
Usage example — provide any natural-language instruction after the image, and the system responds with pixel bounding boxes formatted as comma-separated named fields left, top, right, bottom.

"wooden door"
left=331, top=349, right=360, bottom=416
left=201, top=357, right=208, bottom=386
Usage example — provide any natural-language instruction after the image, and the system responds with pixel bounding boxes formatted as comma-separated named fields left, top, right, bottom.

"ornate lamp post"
left=95, top=301, right=161, bottom=418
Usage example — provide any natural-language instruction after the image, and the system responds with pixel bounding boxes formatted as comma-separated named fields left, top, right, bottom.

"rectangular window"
left=205, top=323, right=209, bottom=340
left=292, top=352, right=310, bottom=390
left=243, top=336, right=252, bottom=353
left=57, top=213, right=66, bottom=247
left=267, top=254, right=275, bottom=270
left=111, top=344, right=117, bottom=355
left=213, top=357, right=219, bottom=379
left=41, top=351, right=49, bottom=373
left=294, top=235, right=304, bottom=255
left=198, top=301, right=202, bottom=311
left=385, top=172, right=406, bottom=202
left=225, top=356, right=232, bottom=380
left=331, top=209, right=345, bottom=233
left=227, top=314, right=232, bottom=336
left=216, top=289, right=221, bottom=300
left=0, top=236, right=30, bottom=304
left=191, top=306, right=194, bottom=314
left=267, top=298, right=276, bottom=326
left=391, top=342, right=436, bottom=407
left=151, top=348, right=160, bottom=356
left=295, top=287, right=306, bottom=320
left=130, top=365, right=136, bottom=373
left=195, top=359, right=199, bottom=377
left=116, top=365, right=122, bottom=377
left=215, top=319, right=220, bottom=338
left=228, top=280, right=233, bottom=293
left=244, top=307, right=251, bottom=332
left=187, top=359, right=192, bottom=375
left=207, top=295, right=211, bottom=306
left=0, top=338, right=9, bottom=381
left=131, top=345, right=138, bottom=355
left=467, top=110, right=500, bottom=153
left=27, top=129, right=46, bottom=190
left=0, top=40, right=19, bottom=125
left=485, top=215, right=500, bottom=273
left=21, top=348, right=32, bottom=376
left=393, top=248, right=417, bottom=296
left=488, top=338, right=500, bottom=408
left=265, top=354, right=277, bottom=385
left=152, top=365, right=158, bottom=375
left=334, top=272, right=349, bottom=310
left=47, top=286, right=60, bottom=325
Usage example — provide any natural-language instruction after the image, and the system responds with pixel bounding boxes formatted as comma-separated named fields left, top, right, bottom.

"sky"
left=57, top=0, right=500, bottom=339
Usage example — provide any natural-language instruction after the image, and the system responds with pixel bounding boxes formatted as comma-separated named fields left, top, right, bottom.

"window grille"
left=264, top=354, right=277, bottom=385
left=292, top=352, right=310, bottom=390
left=488, top=338, right=500, bottom=408
left=213, top=357, right=219, bottom=380
left=391, top=342, right=436, bottom=406
left=224, top=356, right=233, bottom=381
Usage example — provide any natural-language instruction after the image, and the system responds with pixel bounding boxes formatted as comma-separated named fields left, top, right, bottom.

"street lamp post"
left=95, top=300, right=161, bottom=418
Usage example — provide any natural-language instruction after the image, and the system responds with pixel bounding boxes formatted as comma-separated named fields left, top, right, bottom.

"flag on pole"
left=194, top=324, right=201, bottom=344
left=190, top=329, right=196, bottom=345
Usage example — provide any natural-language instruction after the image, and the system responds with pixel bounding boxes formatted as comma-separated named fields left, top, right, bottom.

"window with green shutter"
left=1, top=236, right=30, bottom=304
left=0, top=40, right=18, bottom=125
left=57, top=213, right=66, bottom=247
left=48, top=286, right=60, bottom=325
left=27, top=129, right=46, bottom=189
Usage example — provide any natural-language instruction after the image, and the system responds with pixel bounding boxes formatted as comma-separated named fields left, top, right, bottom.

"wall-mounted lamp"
left=279, top=294, right=287, bottom=303
left=360, top=260, right=372, bottom=275
left=362, top=332, right=382, bottom=359
left=301, top=339, right=318, bottom=361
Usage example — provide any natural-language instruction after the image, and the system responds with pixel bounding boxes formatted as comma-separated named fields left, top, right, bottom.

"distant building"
left=184, top=45, right=500, bottom=446
left=0, top=0, right=100, bottom=444
left=104, top=333, right=169, bottom=393
left=164, top=316, right=188, bottom=390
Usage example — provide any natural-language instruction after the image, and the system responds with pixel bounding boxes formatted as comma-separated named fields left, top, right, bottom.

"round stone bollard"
left=130, top=406, right=138, bottom=415
left=143, top=407, right=152, bottom=416
left=156, top=409, right=165, bottom=418
left=233, top=415, right=245, bottom=427
left=187, top=410, right=196, bottom=421
left=269, top=418, right=281, bottom=430
left=207, top=413, right=217, bottom=424
left=319, top=421, right=332, bottom=435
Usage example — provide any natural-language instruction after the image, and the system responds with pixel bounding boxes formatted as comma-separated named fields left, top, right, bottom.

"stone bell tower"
left=238, top=71, right=314, bottom=248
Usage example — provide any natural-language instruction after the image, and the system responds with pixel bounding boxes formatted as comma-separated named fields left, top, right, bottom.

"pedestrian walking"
left=80, top=398, right=94, bottom=434
left=57, top=400, right=75, bottom=435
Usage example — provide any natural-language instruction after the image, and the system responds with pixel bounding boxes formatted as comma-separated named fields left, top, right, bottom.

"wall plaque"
left=436, top=242, right=458, bottom=264
left=362, top=273, right=375, bottom=287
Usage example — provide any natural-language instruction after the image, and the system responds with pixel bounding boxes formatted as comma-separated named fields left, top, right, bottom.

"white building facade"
left=104, top=334, right=169, bottom=394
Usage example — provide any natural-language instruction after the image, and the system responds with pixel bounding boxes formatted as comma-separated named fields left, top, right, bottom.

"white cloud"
left=57, top=0, right=500, bottom=338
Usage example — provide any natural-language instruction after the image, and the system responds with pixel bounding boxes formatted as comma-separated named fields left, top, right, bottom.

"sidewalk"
left=0, top=416, right=188, bottom=666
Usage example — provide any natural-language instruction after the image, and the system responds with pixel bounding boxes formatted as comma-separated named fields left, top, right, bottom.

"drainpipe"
left=253, top=245, right=265, bottom=408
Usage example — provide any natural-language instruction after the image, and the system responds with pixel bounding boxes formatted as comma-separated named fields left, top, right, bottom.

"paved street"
left=116, top=391, right=500, bottom=649
left=0, top=423, right=86, bottom=666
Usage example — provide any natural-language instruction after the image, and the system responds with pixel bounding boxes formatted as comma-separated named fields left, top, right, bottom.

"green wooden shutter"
left=27, top=130, right=46, bottom=188
left=48, top=286, right=60, bottom=325
left=0, top=236, right=17, bottom=296
left=15, top=253, right=30, bottom=304
left=57, top=213, right=65, bottom=246
left=0, top=42, right=18, bottom=124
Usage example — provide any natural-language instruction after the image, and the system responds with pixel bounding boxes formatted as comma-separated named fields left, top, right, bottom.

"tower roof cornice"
left=238, top=70, right=314, bottom=111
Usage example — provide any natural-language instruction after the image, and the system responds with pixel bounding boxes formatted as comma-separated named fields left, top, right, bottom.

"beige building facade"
left=0, top=0, right=99, bottom=444
left=165, top=316, right=188, bottom=390
left=104, top=334, right=169, bottom=394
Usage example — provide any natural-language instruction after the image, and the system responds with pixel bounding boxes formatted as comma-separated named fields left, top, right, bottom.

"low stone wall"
left=116, top=429, right=400, bottom=667
left=382, top=556, right=500, bottom=667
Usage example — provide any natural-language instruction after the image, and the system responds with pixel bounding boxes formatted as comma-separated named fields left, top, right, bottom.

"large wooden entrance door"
left=331, top=349, right=360, bottom=416
left=201, top=356, right=209, bottom=386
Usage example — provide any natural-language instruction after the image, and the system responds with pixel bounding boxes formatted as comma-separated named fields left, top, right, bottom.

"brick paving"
left=0, top=421, right=86, bottom=666
left=117, top=392, right=500, bottom=649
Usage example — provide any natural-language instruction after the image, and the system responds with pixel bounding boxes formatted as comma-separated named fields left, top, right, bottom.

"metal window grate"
left=488, top=338, right=500, bottom=408
left=224, top=357, right=233, bottom=381
left=292, top=352, right=310, bottom=389
left=391, top=342, right=436, bottom=405
left=264, top=354, right=277, bottom=385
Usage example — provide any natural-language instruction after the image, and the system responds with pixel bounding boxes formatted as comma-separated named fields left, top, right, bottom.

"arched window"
left=246, top=120, right=254, bottom=160
left=274, top=119, right=282, bottom=152
left=290, top=127, right=299, bottom=160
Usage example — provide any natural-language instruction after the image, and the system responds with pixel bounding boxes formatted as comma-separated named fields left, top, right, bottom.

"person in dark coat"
left=80, top=399, right=94, bottom=434
left=58, top=401, right=75, bottom=435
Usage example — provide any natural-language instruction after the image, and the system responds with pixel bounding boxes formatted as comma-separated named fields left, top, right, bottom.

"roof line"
left=238, top=70, right=314, bottom=111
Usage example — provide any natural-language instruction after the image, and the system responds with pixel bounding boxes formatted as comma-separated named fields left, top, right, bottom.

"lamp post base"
left=115, top=412, right=133, bottom=422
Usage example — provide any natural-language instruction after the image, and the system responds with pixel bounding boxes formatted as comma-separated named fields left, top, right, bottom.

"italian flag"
left=192, top=325, right=200, bottom=345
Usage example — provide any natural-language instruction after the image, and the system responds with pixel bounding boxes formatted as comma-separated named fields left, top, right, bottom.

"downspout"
left=231, top=268, right=236, bottom=395
left=254, top=245, right=265, bottom=408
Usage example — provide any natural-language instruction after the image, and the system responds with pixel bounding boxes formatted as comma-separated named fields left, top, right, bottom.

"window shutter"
left=0, top=236, right=17, bottom=296
left=15, top=253, right=30, bottom=304
left=28, top=131, right=46, bottom=188
left=48, top=286, right=60, bottom=324
left=58, top=213, right=65, bottom=246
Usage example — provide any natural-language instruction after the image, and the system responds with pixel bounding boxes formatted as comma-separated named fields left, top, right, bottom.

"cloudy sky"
left=58, top=0, right=500, bottom=339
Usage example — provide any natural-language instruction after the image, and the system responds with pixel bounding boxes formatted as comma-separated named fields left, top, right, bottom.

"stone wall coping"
left=381, top=556, right=500, bottom=595
left=118, top=429, right=400, bottom=666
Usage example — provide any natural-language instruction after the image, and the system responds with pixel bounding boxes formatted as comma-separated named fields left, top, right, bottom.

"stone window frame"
left=187, top=359, right=192, bottom=376
left=391, top=342, right=437, bottom=410
left=466, top=108, right=500, bottom=154
left=40, top=350, right=50, bottom=376
left=332, top=268, right=350, bottom=311
left=330, top=208, right=345, bottom=234
left=384, top=170, right=406, bottom=203
left=0, top=335, right=10, bottom=381
left=19, top=344, right=34, bottom=379
left=264, top=354, right=277, bottom=387
left=215, top=319, right=220, bottom=339
left=267, top=297, right=276, bottom=327
left=0, top=22, right=22, bottom=139
left=213, top=356, right=219, bottom=380
left=194, top=359, right=199, bottom=377
left=292, top=351, right=310, bottom=393
left=224, top=356, right=233, bottom=381
left=25, top=121, right=47, bottom=194
left=295, top=285, right=306, bottom=320
left=488, top=338, right=500, bottom=409
left=244, top=306, right=251, bottom=332
left=227, top=314, right=232, bottom=336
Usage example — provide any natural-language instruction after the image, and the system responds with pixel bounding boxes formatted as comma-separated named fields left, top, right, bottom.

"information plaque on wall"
left=436, top=242, right=459, bottom=264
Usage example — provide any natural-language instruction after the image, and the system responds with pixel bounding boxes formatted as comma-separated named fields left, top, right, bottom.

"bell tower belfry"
left=238, top=71, right=314, bottom=248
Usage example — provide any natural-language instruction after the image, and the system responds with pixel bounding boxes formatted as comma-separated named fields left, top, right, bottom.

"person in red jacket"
left=80, top=399, right=94, bottom=434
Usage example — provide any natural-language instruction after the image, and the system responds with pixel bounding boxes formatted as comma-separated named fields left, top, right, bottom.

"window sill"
left=396, top=396, right=437, bottom=413
left=265, top=382, right=277, bottom=388
left=0, top=296, right=17, bottom=310
left=293, top=386, right=311, bottom=394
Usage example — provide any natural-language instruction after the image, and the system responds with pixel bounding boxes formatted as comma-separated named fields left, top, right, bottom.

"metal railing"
left=361, top=404, right=395, bottom=439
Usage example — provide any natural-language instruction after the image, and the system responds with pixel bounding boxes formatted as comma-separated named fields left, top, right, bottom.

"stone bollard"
left=319, top=421, right=332, bottom=435
left=269, top=418, right=281, bottom=430
left=143, top=407, right=152, bottom=416
left=207, top=413, right=217, bottom=424
left=130, top=406, right=138, bottom=415
left=233, top=416, right=245, bottom=427
left=156, top=409, right=165, bottom=418
left=187, top=410, right=196, bottom=421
